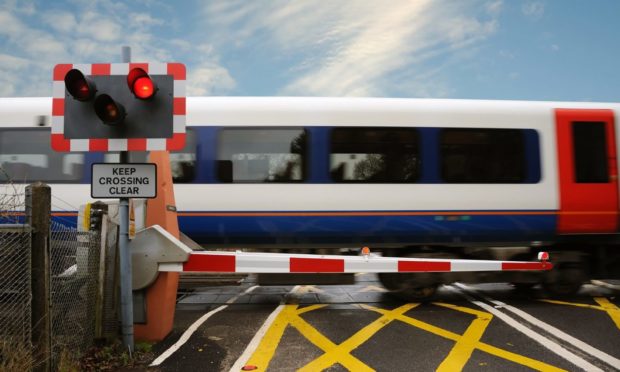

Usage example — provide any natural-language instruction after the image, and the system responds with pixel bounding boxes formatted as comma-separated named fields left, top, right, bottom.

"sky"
left=0, top=0, right=618, bottom=102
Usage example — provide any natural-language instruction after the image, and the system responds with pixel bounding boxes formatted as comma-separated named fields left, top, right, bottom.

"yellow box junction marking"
left=244, top=302, right=566, bottom=371
left=541, top=297, right=620, bottom=331
left=242, top=304, right=323, bottom=370
left=298, top=304, right=418, bottom=372
left=432, top=302, right=492, bottom=371
left=363, top=304, right=566, bottom=372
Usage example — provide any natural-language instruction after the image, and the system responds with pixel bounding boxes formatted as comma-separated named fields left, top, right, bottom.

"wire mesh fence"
left=1, top=179, right=35, bottom=369
left=0, top=225, right=32, bottom=348
left=50, top=220, right=102, bottom=368
left=0, top=215, right=105, bottom=369
left=1, top=181, right=118, bottom=369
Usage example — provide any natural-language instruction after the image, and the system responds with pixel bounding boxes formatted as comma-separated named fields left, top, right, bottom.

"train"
left=1, top=96, right=620, bottom=297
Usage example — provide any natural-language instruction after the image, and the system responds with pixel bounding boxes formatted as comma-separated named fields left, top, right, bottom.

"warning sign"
left=91, top=163, right=157, bottom=198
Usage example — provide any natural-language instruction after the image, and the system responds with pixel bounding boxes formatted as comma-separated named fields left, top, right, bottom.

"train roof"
left=1, top=96, right=619, bottom=127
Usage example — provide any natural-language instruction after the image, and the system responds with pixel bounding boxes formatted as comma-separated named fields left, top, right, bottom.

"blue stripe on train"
left=38, top=212, right=557, bottom=245
left=178, top=213, right=557, bottom=246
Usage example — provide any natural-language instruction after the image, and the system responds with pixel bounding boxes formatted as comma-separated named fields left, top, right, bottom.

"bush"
left=77, top=341, right=155, bottom=371
left=0, top=339, right=35, bottom=372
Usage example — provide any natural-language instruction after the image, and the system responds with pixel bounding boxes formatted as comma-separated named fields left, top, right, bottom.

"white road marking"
left=455, top=283, right=620, bottom=369
left=296, top=285, right=325, bottom=294
left=450, top=284, right=603, bottom=372
left=591, top=279, right=620, bottom=291
left=358, top=285, right=388, bottom=293
left=149, top=285, right=259, bottom=367
left=229, top=285, right=302, bottom=372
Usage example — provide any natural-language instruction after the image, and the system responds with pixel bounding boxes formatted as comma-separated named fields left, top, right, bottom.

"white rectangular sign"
left=91, top=163, right=157, bottom=198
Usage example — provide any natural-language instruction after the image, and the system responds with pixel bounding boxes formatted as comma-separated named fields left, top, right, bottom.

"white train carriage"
left=1, top=96, right=619, bottom=295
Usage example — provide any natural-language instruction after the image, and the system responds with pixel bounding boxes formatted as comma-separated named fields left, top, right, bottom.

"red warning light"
left=538, top=251, right=550, bottom=261
left=127, top=67, right=157, bottom=100
left=133, top=76, right=155, bottom=99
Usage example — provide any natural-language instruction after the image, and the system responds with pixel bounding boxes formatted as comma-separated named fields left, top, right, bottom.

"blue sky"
left=0, top=0, right=618, bottom=102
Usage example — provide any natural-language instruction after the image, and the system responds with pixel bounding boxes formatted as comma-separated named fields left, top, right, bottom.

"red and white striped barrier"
left=158, top=250, right=553, bottom=274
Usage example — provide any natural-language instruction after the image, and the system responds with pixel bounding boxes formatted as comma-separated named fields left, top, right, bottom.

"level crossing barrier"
left=128, top=224, right=552, bottom=291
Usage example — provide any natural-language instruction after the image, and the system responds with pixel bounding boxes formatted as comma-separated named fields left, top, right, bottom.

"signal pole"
left=119, top=46, right=134, bottom=353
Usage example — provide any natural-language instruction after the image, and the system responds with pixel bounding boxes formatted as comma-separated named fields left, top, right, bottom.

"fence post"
left=89, top=202, right=109, bottom=340
left=26, top=182, right=51, bottom=372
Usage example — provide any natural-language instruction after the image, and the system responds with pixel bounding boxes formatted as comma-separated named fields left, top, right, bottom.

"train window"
left=441, top=128, right=526, bottom=183
left=104, top=129, right=197, bottom=183
left=0, top=128, right=84, bottom=183
left=169, top=129, right=197, bottom=183
left=329, top=128, right=419, bottom=183
left=217, top=128, right=306, bottom=183
left=572, top=122, right=609, bottom=183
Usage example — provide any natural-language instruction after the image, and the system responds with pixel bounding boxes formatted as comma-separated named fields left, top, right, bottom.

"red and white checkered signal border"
left=159, top=251, right=554, bottom=274
left=51, top=62, right=186, bottom=152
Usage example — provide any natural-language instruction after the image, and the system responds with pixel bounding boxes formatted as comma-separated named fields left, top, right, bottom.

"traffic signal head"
left=52, top=62, right=186, bottom=152
left=94, top=94, right=126, bottom=126
left=65, top=69, right=96, bottom=101
left=127, top=67, right=157, bottom=100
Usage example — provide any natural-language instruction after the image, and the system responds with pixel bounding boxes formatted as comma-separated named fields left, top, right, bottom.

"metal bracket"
left=130, top=225, right=191, bottom=290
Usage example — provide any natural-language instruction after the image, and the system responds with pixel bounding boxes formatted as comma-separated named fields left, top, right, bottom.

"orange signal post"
left=134, top=151, right=180, bottom=341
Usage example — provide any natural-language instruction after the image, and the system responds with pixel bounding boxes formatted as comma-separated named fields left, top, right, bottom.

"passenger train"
left=1, top=96, right=620, bottom=297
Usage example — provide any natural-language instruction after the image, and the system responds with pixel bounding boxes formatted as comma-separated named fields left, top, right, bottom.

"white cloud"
left=43, top=10, right=77, bottom=33
left=522, top=1, right=545, bottom=20
left=0, top=10, right=26, bottom=37
left=2, top=19, right=69, bottom=61
left=0, top=0, right=499, bottom=98
left=1, top=0, right=36, bottom=16
left=128, top=12, right=165, bottom=28
left=72, top=38, right=106, bottom=59
left=486, top=0, right=503, bottom=16
left=203, top=0, right=500, bottom=97
left=23, top=34, right=67, bottom=56
left=0, top=1, right=235, bottom=97
left=77, top=12, right=122, bottom=42
left=0, top=81, right=16, bottom=96
left=282, top=3, right=427, bottom=96
left=0, top=53, right=31, bottom=95
left=0, top=54, right=30, bottom=69
left=187, top=64, right=236, bottom=96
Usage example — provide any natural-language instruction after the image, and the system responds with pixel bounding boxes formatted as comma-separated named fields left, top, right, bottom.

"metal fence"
left=50, top=221, right=102, bottom=368
left=1, top=182, right=113, bottom=371
left=0, top=224, right=32, bottom=347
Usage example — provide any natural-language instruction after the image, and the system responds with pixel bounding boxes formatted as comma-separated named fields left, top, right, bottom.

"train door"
left=555, top=109, right=619, bottom=233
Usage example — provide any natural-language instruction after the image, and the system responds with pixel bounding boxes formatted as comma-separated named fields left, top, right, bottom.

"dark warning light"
left=64, top=69, right=96, bottom=101
left=94, top=94, right=126, bottom=126
left=127, top=67, right=157, bottom=100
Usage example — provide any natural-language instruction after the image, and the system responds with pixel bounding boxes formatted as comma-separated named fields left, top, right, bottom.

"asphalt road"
left=149, top=275, right=620, bottom=371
